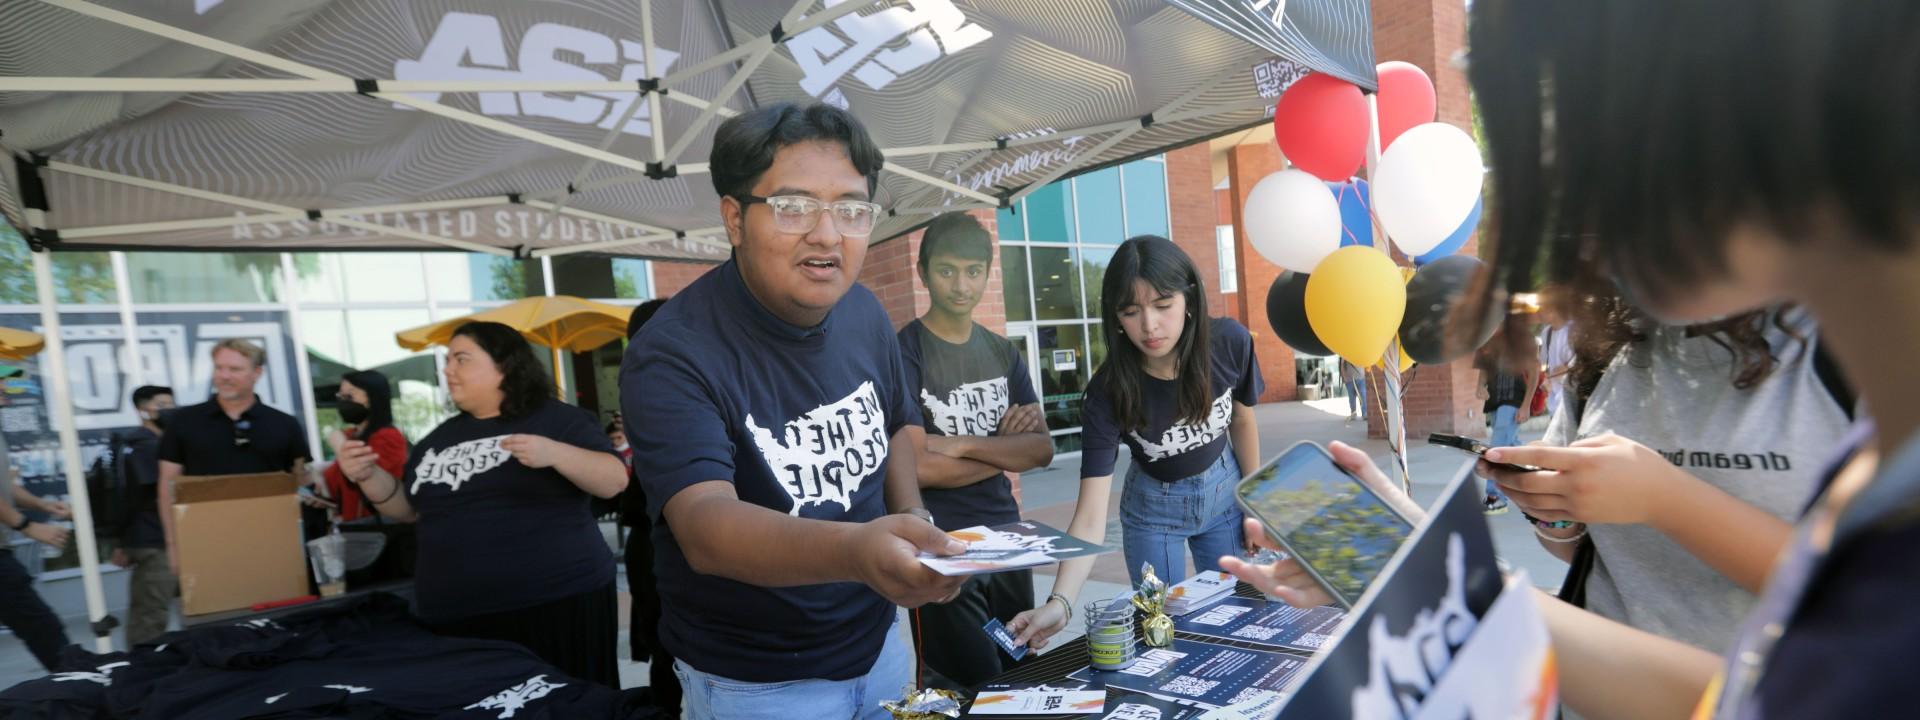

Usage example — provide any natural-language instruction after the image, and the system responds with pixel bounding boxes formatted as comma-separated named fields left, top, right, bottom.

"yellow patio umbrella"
left=395, top=295, right=635, bottom=399
left=0, top=327, right=46, bottom=361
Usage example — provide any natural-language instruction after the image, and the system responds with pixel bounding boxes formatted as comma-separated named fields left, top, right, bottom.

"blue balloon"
left=1414, top=196, right=1483, bottom=265
left=1327, top=179, right=1372, bottom=248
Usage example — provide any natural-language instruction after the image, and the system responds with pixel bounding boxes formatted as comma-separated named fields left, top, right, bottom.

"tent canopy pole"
left=31, top=249, right=114, bottom=653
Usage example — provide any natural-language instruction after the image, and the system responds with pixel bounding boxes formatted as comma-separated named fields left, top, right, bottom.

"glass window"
left=1028, top=246, right=1084, bottom=321
left=612, top=258, right=651, bottom=299
left=1024, top=182, right=1076, bottom=244
left=303, top=308, right=446, bottom=446
left=1123, top=160, right=1170, bottom=238
left=1080, top=247, right=1116, bottom=318
left=1001, top=246, right=1032, bottom=323
left=293, top=253, right=430, bottom=304
left=1074, top=168, right=1125, bottom=245
left=1217, top=226, right=1239, bottom=293
left=127, top=252, right=284, bottom=303
left=1036, top=324, right=1089, bottom=431
left=425, top=253, right=531, bottom=302
left=996, top=204, right=1025, bottom=242
left=0, top=229, right=118, bottom=305
left=1087, top=321, right=1108, bottom=373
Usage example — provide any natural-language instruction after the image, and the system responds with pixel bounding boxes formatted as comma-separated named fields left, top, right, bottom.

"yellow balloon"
left=1305, top=247, right=1408, bottom=367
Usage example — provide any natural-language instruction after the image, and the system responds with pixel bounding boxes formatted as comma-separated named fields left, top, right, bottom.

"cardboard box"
left=172, top=472, right=309, bottom=616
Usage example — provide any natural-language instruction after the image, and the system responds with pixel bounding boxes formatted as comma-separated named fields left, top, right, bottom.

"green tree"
left=488, top=257, right=526, bottom=300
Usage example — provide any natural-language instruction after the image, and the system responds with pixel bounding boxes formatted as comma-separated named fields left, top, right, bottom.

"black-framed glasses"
left=735, top=194, right=882, bottom=237
left=233, top=418, right=253, bottom=448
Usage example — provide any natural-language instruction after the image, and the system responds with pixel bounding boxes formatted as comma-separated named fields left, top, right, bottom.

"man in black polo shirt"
left=159, top=339, right=311, bottom=575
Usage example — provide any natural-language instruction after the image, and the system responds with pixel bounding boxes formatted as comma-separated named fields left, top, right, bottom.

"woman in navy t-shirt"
left=1009, top=235, right=1263, bottom=650
left=335, top=321, right=628, bottom=686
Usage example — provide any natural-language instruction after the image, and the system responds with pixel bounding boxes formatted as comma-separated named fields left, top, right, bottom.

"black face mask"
left=336, top=400, right=371, bottom=425
left=144, top=411, right=168, bottom=430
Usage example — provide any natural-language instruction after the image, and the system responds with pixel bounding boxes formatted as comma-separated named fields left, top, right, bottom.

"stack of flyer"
left=1166, top=570, right=1237, bottom=615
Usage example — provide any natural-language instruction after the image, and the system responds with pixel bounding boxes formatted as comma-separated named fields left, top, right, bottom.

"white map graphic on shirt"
left=410, top=435, right=512, bottom=494
left=266, top=685, right=370, bottom=704
left=746, top=381, right=890, bottom=516
left=922, top=377, right=1011, bottom=438
left=1130, top=391, right=1234, bottom=461
left=465, top=674, right=565, bottom=718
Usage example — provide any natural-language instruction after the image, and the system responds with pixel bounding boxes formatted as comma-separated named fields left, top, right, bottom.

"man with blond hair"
left=159, top=339, right=310, bottom=574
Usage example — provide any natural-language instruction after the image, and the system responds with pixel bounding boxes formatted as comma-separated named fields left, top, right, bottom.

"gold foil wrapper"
left=1133, top=562, right=1174, bottom=648
left=881, top=687, right=963, bottom=719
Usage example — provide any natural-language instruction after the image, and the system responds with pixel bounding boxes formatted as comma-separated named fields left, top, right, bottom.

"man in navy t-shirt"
left=620, top=103, right=966, bottom=720
left=898, top=212, right=1053, bottom=690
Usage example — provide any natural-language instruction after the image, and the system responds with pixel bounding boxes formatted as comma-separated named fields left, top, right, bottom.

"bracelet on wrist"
left=1048, top=592, right=1073, bottom=623
left=10, top=516, right=30, bottom=532
left=1533, top=523, right=1588, bottom=544
left=1522, top=512, right=1576, bottom=530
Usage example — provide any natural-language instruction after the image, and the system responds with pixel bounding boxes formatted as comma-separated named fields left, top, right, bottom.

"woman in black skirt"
left=336, top=321, right=629, bottom=686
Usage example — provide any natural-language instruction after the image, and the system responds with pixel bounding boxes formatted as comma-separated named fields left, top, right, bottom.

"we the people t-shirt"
left=899, top=319, right=1040, bottom=531
left=402, top=399, right=617, bottom=623
left=1081, top=318, right=1263, bottom=481
left=622, top=260, right=919, bottom=683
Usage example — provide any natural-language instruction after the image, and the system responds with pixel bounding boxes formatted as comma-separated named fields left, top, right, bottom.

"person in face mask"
left=110, top=385, right=174, bottom=645
left=321, top=370, right=408, bottom=522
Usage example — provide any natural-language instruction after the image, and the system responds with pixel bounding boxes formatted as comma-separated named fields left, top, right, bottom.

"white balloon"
left=1372, top=122, right=1485, bottom=256
left=1244, top=169, right=1343, bottom=272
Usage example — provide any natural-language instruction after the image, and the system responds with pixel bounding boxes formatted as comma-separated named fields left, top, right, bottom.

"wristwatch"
left=897, top=507, right=935, bottom=526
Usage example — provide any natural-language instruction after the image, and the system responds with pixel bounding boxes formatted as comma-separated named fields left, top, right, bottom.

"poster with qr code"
left=1068, top=639, right=1306, bottom=708
left=1173, top=597, right=1346, bottom=655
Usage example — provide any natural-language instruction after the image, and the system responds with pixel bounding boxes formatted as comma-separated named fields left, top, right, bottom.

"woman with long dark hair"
left=1227, top=2, right=1920, bottom=716
left=336, top=321, right=628, bottom=686
left=321, top=370, right=407, bottom=522
left=1008, top=235, right=1263, bottom=650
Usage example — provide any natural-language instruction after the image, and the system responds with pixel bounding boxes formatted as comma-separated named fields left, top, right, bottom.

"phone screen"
left=1237, top=443, right=1414, bottom=605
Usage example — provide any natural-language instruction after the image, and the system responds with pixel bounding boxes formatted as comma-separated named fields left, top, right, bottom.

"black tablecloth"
left=961, top=583, right=1310, bottom=718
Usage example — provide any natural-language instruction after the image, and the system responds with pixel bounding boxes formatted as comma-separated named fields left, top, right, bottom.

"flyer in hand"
left=1172, top=597, right=1346, bottom=655
left=919, top=520, right=1109, bottom=576
left=1067, top=638, right=1308, bottom=708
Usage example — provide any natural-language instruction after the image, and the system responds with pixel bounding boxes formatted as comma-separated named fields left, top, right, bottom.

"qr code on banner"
left=1294, top=633, right=1331, bottom=650
left=1253, top=57, right=1311, bottom=98
left=1232, top=626, right=1284, bottom=641
left=1160, top=676, right=1219, bottom=698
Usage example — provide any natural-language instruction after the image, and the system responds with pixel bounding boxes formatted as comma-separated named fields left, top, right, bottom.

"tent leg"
left=32, top=250, right=114, bottom=653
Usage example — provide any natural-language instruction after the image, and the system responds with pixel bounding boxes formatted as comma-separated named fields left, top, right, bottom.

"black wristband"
left=11, top=516, right=31, bottom=532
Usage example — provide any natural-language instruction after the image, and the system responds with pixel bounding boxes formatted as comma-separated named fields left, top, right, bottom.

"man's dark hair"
left=627, top=298, right=669, bottom=340
left=917, top=212, right=994, bottom=279
left=449, top=321, right=551, bottom=420
left=132, top=385, right=173, bottom=407
left=708, top=103, right=885, bottom=200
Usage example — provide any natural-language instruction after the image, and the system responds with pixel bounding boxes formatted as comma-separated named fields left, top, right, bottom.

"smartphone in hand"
left=1235, top=441, right=1415, bottom=609
left=1427, top=433, right=1544, bottom=472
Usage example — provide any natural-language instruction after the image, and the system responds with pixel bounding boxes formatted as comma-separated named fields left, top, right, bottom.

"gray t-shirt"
left=1544, top=311, right=1849, bottom=653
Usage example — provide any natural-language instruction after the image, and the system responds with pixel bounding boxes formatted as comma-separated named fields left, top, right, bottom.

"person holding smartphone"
left=1008, top=235, right=1263, bottom=651
left=1236, top=2, right=1920, bottom=716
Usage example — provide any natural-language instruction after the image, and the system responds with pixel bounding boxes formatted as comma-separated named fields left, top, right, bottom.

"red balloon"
left=1374, top=61, right=1437, bottom=150
left=1272, top=73, right=1369, bottom=182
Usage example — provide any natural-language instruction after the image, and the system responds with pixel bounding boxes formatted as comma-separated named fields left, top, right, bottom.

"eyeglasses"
left=233, top=418, right=252, bottom=448
left=734, top=194, right=881, bottom=237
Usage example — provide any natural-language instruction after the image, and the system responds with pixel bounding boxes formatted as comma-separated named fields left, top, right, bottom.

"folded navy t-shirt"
left=402, top=399, right=617, bottom=623
left=899, top=319, right=1041, bottom=532
left=622, top=260, right=919, bottom=683
left=1081, top=318, right=1263, bottom=481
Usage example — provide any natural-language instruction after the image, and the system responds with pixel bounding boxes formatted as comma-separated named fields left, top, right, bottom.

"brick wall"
left=858, top=208, right=1008, bottom=335
left=1166, top=145, right=1226, bottom=320
left=651, top=260, right=717, bottom=299
left=1225, top=142, right=1297, bottom=404
left=1366, top=0, right=1483, bottom=437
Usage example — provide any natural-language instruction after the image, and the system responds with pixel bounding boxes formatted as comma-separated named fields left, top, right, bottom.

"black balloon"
left=1266, top=271, right=1334, bottom=357
left=1399, top=255, right=1502, bottom=364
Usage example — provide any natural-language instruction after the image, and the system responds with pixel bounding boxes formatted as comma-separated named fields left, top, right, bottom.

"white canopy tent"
left=1, top=0, right=1377, bottom=651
